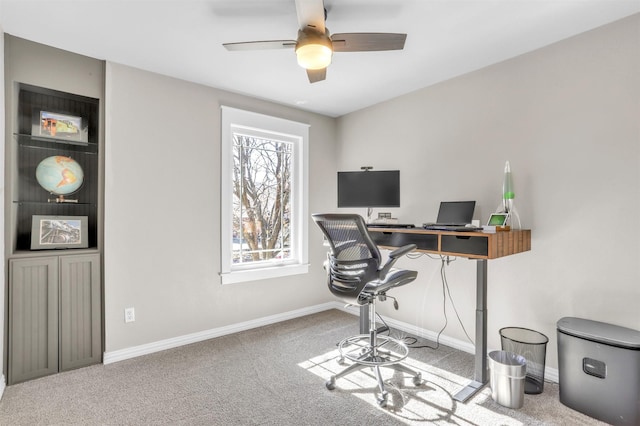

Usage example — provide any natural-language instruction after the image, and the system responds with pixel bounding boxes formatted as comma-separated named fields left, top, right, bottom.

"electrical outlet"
left=124, top=307, right=135, bottom=323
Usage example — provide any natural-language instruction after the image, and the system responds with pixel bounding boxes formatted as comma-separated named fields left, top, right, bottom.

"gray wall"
left=103, top=63, right=336, bottom=352
left=335, top=14, right=640, bottom=369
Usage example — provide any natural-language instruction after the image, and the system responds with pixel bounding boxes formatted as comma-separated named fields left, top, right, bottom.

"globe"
left=35, top=155, right=84, bottom=195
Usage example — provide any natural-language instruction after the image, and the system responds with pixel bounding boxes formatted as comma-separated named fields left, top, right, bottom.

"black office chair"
left=312, top=213, right=422, bottom=407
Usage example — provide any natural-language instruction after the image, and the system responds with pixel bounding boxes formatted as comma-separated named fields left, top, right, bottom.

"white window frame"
left=220, top=106, right=309, bottom=284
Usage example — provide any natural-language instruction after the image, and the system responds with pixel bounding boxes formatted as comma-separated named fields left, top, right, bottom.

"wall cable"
left=404, top=255, right=475, bottom=349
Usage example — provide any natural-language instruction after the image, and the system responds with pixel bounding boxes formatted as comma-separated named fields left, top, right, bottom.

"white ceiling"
left=1, top=0, right=639, bottom=117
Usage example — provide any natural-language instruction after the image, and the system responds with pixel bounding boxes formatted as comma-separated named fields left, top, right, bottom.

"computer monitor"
left=337, top=170, right=400, bottom=208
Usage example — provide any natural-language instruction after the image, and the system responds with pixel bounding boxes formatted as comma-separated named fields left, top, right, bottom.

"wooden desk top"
left=367, top=228, right=531, bottom=260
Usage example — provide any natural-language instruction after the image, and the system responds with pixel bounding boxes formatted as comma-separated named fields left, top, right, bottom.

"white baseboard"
left=103, top=302, right=336, bottom=364
left=0, top=374, right=6, bottom=400
left=103, top=301, right=558, bottom=383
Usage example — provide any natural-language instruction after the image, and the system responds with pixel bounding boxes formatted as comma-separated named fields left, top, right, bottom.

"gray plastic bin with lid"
left=557, top=317, right=640, bottom=425
left=500, top=327, right=549, bottom=394
left=489, top=350, right=527, bottom=409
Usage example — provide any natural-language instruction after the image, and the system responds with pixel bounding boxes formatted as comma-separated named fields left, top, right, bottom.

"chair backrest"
left=312, top=214, right=381, bottom=305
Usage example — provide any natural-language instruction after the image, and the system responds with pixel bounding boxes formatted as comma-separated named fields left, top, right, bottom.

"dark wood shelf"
left=13, top=201, right=97, bottom=206
left=12, top=84, right=100, bottom=253
left=16, top=134, right=98, bottom=154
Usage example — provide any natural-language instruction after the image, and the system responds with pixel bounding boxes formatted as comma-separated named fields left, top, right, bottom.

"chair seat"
left=363, top=268, right=418, bottom=295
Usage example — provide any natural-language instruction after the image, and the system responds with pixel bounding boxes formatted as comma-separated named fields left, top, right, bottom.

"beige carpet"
left=0, top=310, right=607, bottom=425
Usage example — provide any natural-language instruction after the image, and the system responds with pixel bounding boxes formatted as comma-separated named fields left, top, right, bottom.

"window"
left=220, top=107, right=309, bottom=284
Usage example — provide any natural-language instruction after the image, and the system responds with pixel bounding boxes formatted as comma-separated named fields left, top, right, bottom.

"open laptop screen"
left=436, top=201, right=476, bottom=224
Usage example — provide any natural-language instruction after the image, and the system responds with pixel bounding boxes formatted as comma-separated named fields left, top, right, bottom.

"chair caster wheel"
left=377, top=392, right=388, bottom=407
left=337, top=357, right=346, bottom=365
left=326, top=377, right=336, bottom=390
left=413, top=373, right=422, bottom=386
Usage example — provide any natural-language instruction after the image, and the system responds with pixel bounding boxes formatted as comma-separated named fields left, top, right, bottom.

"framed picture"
left=31, top=215, right=88, bottom=250
left=31, top=110, right=89, bottom=144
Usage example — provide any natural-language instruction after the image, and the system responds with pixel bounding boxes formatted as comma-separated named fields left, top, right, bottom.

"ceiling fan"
left=222, top=0, right=407, bottom=83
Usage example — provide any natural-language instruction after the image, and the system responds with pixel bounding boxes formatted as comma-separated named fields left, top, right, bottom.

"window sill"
left=220, top=263, right=309, bottom=285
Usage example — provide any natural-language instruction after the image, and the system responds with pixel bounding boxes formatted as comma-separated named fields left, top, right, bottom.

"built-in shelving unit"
left=10, top=84, right=100, bottom=254
left=5, top=82, right=103, bottom=384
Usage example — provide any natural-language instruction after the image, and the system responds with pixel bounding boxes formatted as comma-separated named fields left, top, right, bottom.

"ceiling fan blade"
left=331, top=33, right=407, bottom=52
left=223, top=40, right=296, bottom=51
left=306, top=68, right=326, bottom=83
left=295, top=0, right=326, bottom=33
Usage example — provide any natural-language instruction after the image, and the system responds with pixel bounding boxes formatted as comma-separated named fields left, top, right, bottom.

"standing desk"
left=367, top=227, right=531, bottom=402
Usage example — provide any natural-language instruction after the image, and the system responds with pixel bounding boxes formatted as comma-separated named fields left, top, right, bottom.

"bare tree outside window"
left=221, top=106, right=308, bottom=284
left=232, top=134, right=292, bottom=264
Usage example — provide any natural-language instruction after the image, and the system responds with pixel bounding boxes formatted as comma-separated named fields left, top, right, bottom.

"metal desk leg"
left=453, top=259, right=488, bottom=402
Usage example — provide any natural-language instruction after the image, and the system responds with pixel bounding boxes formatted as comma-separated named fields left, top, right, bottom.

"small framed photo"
left=31, top=110, right=89, bottom=144
left=31, top=215, right=88, bottom=250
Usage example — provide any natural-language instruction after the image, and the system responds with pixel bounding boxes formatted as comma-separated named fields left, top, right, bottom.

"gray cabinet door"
left=8, top=254, right=102, bottom=384
left=8, top=257, right=59, bottom=385
left=59, top=254, right=102, bottom=371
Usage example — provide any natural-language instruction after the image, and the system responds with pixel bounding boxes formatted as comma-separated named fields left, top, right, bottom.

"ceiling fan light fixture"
left=295, top=28, right=333, bottom=70
left=296, top=43, right=332, bottom=69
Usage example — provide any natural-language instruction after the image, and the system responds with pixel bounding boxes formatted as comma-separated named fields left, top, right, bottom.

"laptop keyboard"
left=423, top=224, right=482, bottom=231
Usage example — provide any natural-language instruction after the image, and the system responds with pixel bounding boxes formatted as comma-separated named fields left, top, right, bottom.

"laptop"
left=423, top=201, right=479, bottom=231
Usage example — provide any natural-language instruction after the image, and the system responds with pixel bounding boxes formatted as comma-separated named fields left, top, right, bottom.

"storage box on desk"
left=557, top=317, right=640, bottom=426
